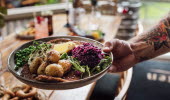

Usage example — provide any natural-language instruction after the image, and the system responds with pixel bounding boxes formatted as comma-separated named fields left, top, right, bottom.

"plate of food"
left=8, top=36, right=113, bottom=90
left=16, top=27, right=35, bottom=40
left=16, top=22, right=35, bottom=40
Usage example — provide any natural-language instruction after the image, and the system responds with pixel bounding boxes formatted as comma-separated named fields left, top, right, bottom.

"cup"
left=34, top=16, right=49, bottom=39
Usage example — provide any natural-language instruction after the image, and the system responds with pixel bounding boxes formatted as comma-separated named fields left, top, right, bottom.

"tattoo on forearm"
left=143, top=16, right=170, bottom=51
left=133, top=14, right=170, bottom=62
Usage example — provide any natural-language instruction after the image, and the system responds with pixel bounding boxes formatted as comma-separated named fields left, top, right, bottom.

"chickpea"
left=58, top=60, right=72, bottom=73
left=47, top=50, right=60, bottom=63
left=45, top=64, right=64, bottom=77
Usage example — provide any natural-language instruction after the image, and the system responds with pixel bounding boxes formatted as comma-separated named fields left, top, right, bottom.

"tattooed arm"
left=103, top=13, right=170, bottom=72
left=131, top=14, right=170, bottom=62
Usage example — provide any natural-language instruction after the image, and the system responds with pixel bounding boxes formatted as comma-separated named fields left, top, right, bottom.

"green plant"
left=47, top=0, right=60, bottom=4
left=0, top=7, right=7, bottom=28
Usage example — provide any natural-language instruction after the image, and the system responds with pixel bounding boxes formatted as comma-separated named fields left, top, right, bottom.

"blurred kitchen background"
left=1, top=1, right=170, bottom=100
left=0, top=0, right=170, bottom=39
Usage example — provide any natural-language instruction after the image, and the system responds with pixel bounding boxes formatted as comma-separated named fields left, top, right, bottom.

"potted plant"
left=0, top=7, right=7, bottom=38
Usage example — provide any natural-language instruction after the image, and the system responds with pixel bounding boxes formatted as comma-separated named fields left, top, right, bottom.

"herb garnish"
left=15, top=41, right=51, bottom=70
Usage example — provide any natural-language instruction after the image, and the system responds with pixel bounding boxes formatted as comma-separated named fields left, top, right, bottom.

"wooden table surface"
left=0, top=14, right=121, bottom=100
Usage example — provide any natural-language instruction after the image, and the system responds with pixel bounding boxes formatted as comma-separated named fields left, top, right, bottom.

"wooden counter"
left=0, top=14, right=121, bottom=100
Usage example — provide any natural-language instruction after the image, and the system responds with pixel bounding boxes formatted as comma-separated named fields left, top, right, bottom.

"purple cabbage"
left=72, top=43, right=103, bottom=67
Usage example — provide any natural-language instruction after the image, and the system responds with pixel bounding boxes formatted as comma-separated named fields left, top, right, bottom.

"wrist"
left=130, top=41, right=150, bottom=63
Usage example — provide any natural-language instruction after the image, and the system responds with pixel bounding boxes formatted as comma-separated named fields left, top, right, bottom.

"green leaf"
left=60, top=53, right=68, bottom=60
left=0, top=16, right=5, bottom=28
left=91, top=56, right=112, bottom=73
left=91, top=66, right=101, bottom=73
left=0, top=7, right=7, bottom=28
left=0, top=7, right=7, bottom=15
left=69, top=56, right=85, bottom=73
left=85, top=66, right=91, bottom=76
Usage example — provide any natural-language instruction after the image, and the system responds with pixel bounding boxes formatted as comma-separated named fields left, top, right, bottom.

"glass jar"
left=34, top=17, right=49, bottom=39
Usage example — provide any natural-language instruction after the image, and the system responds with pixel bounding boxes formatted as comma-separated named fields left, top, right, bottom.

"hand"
left=103, top=39, right=138, bottom=72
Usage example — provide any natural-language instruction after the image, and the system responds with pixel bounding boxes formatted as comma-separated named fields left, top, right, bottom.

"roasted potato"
left=37, top=62, right=48, bottom=75
left=58, top=60, right=72, bottom=73
left=45, top=64, right=64, bottom=77
left=29, top=57, right=42, bottom=74
left=47, top=50, right=60, bottom=63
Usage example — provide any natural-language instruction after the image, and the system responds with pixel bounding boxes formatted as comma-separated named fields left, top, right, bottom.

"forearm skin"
left=130, top=13, right=170, bottom=62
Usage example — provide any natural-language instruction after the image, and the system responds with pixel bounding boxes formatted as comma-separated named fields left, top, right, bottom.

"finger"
left=103, top=41, right=113, bottom=52
left=103, top=39, right=119, bottom=53
left=103, top=47, right=111, bottom=52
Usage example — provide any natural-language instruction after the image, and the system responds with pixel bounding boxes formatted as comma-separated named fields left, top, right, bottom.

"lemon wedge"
left=92, top=32, right=100, bottom=39
left=53, top=42, right=76, bottom=54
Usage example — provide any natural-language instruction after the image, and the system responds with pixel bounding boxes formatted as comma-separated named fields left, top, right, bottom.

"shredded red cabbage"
left=74, top=71, right=82, bottom=76
left=72, top=43, right=103, bottom=67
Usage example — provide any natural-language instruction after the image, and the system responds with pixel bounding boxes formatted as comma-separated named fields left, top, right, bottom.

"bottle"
left=41, top=10, right=53, bottom=36
left=69, top=0, right=85, bottom=26
left=91, top=0, right=97, bottom=7
left=88, top=0, right=101, bottom=31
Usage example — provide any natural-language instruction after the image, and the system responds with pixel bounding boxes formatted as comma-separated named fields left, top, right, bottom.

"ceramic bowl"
left=8, top=36, right=113, bottom=90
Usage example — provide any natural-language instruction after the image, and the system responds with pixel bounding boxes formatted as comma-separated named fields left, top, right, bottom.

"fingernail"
left=103, top=47, right=109, bottom=50
left=103, top=47, right=111, bottom=52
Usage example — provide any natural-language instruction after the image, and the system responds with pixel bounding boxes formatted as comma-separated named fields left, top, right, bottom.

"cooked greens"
left=69, top=56, right=85, bottom=73
left=91, top=56, right=112, bottom=74
left=60, top=53, right=68, bottom=60
left=63, top=53, right=111, bottom=77
left=28, top=42, right=51, bottom=65
left=15, top=46, right=36, bottom=70
left=15, top=41, right=51, bottom=70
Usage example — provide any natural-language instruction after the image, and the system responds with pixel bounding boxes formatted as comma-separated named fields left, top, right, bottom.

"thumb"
left=103, top=41, right=113, bottom=52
